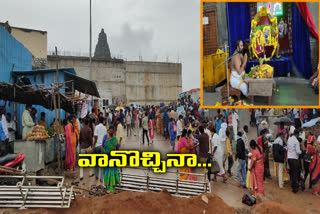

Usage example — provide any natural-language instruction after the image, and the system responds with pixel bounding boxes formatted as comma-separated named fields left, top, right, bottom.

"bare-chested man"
left=230, top=39, right=248, bottom=96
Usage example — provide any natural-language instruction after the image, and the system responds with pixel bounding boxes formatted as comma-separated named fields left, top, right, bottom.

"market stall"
left=0, top=67, right=100, bottom=173
left=13, top=125, right=54, bottom=172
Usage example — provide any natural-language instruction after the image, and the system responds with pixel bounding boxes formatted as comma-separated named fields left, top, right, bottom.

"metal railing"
left=116, top=167, right=211, bottom=197
left=0, top=175, right=74, bottom=208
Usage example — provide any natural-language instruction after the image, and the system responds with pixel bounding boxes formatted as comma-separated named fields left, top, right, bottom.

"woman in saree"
left=102, top=126, right=120, bottom=193
left=187, top=130, right=196, bottom=155
left=148, top=116, right=155, bottom=143
left=156, top=107, right=161, bottom=135
left=65, top=117, right=77, bottom=170
left=249, top=140, right=264, bottom=197
left=307, top=136, right=320, bottom=196
left=133, top=109, right=140, bottom=136
left=175, top=129, right=195, bottom=180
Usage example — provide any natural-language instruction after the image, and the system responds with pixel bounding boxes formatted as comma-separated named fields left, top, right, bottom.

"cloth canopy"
left=13, top=68, right=100, bottom=98
left=0, top=82, right=75, bottom=113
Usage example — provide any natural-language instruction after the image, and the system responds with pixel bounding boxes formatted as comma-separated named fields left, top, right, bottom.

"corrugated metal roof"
left=0, top=26, right=32, bottom=82
left=13, top=68, right=100, bottom=97
left=13, top=67, right=76, bottom=75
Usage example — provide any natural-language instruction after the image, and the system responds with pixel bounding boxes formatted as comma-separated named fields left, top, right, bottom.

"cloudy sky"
left=1, top=0, right=201, bottom=91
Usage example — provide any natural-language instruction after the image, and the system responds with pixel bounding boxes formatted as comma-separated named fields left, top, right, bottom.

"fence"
left=47, top=50, right=181, bottom=63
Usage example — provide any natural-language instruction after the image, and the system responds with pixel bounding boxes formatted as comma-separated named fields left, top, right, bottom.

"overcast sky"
left=1, top=0, right=200, bottom=91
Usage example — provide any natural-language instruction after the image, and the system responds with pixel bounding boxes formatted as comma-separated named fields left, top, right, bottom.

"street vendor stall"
left=0, top=67, right=100, bottom=173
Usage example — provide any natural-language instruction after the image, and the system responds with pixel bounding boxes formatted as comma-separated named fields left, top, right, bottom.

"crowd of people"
left=239, top=109, right=320, bottom=198
left=1, top=98, right=320, bottom=198
left=169, top=107, right=320, bottom=199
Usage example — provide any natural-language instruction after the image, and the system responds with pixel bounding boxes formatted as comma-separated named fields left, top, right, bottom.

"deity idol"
left=255, top=31, right=264, bottom=55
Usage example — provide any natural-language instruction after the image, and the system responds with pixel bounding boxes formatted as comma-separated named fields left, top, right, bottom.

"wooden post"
left=10, top=64, right=18, bottom=121
left=55, top=47, right=62, bottom=172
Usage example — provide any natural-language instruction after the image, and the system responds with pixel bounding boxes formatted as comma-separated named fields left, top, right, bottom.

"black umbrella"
left=274, top=117, right=293, bottom=126
left=160, top=106, right=168, bottom=113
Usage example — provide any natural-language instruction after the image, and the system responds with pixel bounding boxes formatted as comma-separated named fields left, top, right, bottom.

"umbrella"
left=274, top=117, right=293, bottom=126
left=107, top=104, right=117, bottom=109
left=115, top=106, right=124, bottom=111
left=302, top=118, right=320, bottom=128
left=160, top=106, right=168, bottom=113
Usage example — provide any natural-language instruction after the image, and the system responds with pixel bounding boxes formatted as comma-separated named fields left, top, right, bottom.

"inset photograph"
left=201, top=2, right=319, bottom=107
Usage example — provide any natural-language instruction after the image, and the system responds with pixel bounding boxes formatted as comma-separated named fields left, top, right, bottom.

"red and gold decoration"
left=249, top=6, right=280, bottom=61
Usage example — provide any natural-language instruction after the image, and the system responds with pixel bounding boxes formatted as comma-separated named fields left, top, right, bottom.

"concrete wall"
left=47, top=56, right=182, bottom=106
left=307, top=2, right=319, bottom=71
left=48, top=56, right=126, bottom=105
left=125, top=61, right=182, bottom=105
left=11, top=28, right=47, bottom=68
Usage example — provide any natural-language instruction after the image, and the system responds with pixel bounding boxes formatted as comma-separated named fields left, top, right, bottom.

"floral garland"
left=250, top=6, right=279, bottom=61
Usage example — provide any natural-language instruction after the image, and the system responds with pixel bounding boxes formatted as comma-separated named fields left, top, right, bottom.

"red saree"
left=250, top=147, right=265, bottom=196
left=308, top=144, right=320, bottom=195
left=65, top=123, right=76, bottom=170
left=149, top=119, right=155, bottom=140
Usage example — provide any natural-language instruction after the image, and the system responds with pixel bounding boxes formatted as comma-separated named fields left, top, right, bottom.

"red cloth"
left=307, top=144, right=320, bottom=194
left=276, top=128, right=286, bottom=135
left=3, top=152, right=25, bottom=168
left=94, top=106, right=98, bottom=116
left=148, top=119, right=155, bottom=140
left=257, top=136, right=264, bottom=154
left=250, top=149, right=265, bottom=196
left=195, top=111, right=200, bottom=120
left=65, top=124, right=76, bottom=170
left=258, top=16, right=271, bottom=26
left=296, top=2, right=319, bottom=39
left=0, top=153, right=25, bottom=175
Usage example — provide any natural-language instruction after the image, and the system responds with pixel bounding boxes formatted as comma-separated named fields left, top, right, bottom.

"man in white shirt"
left=92, top=117, right=107, bottom=182
left=212, top=128, right=226, bottom=180
left=293, top=109, right=301, bottom=129
left=255, top=109, right=262, bottom=137
left=241, top=125, right=249, bottom=150
left=219, top=122, right=228, bottom=162
left=176, top=115, right=183, bottom=140
left=22, top=105, right=34, bottom=139
left=317, top=135, right=320, bottom=145
left=1, top=108, right=8, bottom=141
left=232, top=109, right=239, bottom=143
left=267, top=108, right=274, bottom=116
left=116, top=118, right=125, bottom=146
left=6, top=113, right=15, bottom=153
left=287, top=129, right=301, bottom=193
left=204, top=123, right=212, bottom=154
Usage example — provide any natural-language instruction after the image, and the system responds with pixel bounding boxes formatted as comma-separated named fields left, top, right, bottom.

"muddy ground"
left=2, top=121, right=320, bottom=213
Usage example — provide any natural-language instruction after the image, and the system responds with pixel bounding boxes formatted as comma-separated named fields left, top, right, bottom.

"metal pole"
left=89, top=0, right=92, bottom=81
left=55, top=47, right=61, bottom=172
left=225, top=43, right=230, bottom=100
